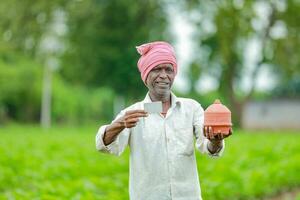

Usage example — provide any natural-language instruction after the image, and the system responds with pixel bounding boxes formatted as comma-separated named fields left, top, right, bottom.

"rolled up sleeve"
left=95, top=110, right=130, bottom=156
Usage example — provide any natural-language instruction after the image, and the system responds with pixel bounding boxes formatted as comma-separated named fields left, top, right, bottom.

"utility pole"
left=39, top=9, right=66, bottom=129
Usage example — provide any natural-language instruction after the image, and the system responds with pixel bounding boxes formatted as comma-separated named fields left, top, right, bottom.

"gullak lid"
left=205, top=99, right=231, bottom=114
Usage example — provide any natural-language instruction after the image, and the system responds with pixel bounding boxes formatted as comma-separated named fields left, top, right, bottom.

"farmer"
left=95, top=41, right=232, bottom=200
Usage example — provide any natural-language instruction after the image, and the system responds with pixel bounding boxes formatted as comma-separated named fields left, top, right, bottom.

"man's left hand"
left=203, top=126, right=233, bottom=142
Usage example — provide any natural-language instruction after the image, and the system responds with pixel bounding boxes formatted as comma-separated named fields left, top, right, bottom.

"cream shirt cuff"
left=95, top=125, right=118, bottom=153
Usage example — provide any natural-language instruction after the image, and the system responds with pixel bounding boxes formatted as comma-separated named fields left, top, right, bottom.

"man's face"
left=145, top=63, right=175, bottom=97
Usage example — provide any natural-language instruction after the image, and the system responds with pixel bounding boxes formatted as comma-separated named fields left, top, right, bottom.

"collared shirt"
left=96, top=93, right=225, bottom=200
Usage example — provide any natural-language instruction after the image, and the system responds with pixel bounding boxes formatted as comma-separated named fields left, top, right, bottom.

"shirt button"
left=167, top=138, right=170, bottom=142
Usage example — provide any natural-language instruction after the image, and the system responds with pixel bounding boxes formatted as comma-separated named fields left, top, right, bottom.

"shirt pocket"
left=174, top=124, right=194, bottom=156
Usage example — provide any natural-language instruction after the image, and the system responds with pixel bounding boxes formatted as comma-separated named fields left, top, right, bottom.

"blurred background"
left=0, top=0, right=300, bottom=199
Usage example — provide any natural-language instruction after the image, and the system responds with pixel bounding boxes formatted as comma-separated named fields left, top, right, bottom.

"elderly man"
left=95, top=41, right=232, bottom=200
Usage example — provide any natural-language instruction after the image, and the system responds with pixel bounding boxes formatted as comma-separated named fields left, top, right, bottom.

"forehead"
left=153, top=63, right=173, bottom=69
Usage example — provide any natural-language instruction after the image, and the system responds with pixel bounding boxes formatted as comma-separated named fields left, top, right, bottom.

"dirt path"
left=264, top=188, right=300, bottom=200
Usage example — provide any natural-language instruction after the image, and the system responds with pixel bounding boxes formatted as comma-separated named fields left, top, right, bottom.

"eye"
left=166, top=67, right=174, bottom=73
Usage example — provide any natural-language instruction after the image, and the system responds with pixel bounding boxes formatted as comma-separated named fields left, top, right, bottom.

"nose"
left=159, top=69, right=167, bottom=79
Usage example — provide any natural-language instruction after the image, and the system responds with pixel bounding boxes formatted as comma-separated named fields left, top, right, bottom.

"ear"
left=144, top=79, right=149, bottom=88
left=144, top=74, right=149, bottom=86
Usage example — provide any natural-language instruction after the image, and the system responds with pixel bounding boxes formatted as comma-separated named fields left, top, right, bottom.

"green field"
left=0, top=125, right=300, bottom=200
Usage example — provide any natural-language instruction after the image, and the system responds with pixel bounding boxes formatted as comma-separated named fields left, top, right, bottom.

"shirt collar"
left=143, top=92, right=181, bottom=108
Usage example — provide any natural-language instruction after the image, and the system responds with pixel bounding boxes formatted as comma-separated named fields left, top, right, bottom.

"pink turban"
left=136, top=41, right=177, bottom=83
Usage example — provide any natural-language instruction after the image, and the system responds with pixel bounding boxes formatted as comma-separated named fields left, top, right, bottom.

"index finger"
left=125, top=113, right=148, bottom=120
left=126, top=109, right=148, bottom=115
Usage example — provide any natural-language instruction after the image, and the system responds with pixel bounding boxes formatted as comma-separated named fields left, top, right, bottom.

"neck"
left=149, top=92, right=172, bottom=117
left=149, top=91, right=171, bottom=103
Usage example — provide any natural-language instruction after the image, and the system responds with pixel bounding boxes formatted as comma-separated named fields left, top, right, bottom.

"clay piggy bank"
left=204, top=99, right=232, bottom=136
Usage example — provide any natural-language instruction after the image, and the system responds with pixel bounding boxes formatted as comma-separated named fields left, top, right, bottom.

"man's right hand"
left=116, top=110, right=148, bottom=129
left=103, top=110, right=148, bottom=145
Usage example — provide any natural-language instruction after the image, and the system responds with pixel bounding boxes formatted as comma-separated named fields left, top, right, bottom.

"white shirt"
left=96, top=93, right=225, bottom=200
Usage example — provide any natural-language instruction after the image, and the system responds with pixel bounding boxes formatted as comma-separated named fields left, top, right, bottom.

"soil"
left=264, top=188, right=300, bottom=200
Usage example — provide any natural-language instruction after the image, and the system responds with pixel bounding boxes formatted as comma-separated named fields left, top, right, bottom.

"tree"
left=0, top=0, right=67, bottom=57
left=0, top=0, right=67, bottom=126
left=60, top=0, right=170, bottom=100
left=182, top=0, right=300, bottom=125
left=0, top=0, right=171, bottom=122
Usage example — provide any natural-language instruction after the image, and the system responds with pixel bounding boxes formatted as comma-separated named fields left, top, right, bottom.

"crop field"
left=0, top=125, right=300, bottom=200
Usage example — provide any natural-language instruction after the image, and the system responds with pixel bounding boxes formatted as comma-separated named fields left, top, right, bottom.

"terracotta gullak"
left=204, top=99, right=232, bottom=135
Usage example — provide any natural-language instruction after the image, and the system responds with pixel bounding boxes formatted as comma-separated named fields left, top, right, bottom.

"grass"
left=0, top=125, right=300, bottom=200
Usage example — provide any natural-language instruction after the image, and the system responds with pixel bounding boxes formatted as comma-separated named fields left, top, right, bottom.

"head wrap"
left=136, top=41, right=177, bottom=83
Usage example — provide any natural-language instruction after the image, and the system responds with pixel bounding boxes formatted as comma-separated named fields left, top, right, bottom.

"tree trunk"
left=40, top=65, right=52, bottom=129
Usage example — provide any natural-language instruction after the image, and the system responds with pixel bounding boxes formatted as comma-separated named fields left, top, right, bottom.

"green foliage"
left=61, top=0, right=169, bottom=97
left=0, top=125, right=128, bottom=200
left=0, top=126, right=300, bottom=199
left=272, top=77, right=300, bottom=98
left=52, top=78, right=114, bottom=124
left=0, top=0, right=67, bottom=56
left=185, top=0, right=300, bottom=91
left=199, top=131, right=300, bottom=199
left=0, top=55, right=42, bottom=122
left=1, top=0, right=170, bottom=105
left=176, top=90, right=223, bottom=110
left=182, top=0, right=300, bottom=125
left=0, top=55, right=115, bottom=124
left=272, top=0, right=300, bottom=80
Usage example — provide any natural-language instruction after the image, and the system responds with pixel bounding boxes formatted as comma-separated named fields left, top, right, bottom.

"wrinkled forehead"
left=153, top=63, right=173, bottom=70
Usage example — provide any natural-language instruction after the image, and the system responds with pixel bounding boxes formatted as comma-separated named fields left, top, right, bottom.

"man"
left=95, top=41, right=232, bottom=200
